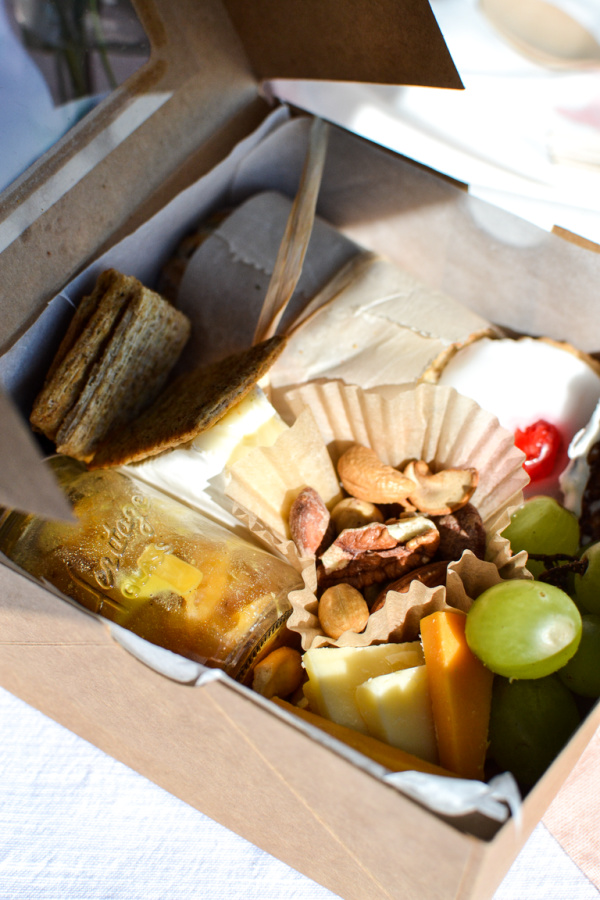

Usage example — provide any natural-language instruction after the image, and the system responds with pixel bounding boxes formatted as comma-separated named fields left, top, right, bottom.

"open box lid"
left=0, top=0, right=461, bottom=518
left=0, top=0, right=461, bottom=355
left=222, top=0, right=461, bottom=87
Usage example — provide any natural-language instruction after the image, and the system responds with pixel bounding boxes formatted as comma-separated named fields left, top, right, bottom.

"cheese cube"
left=302, top=643, right=423, bottom=733
left=355, top=665, right=437, bottom=763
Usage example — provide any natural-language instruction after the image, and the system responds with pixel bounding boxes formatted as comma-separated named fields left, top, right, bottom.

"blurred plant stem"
left=11, top=0, right=119, bottom=100
left=52, top=0, right=116, bottom=98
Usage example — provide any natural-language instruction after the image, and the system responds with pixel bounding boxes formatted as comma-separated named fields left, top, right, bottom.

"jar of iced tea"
left=0, top=456, right=301, bottom=682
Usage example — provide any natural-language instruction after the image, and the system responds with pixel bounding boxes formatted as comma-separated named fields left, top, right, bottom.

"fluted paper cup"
left=226, top=380, right=530, bottom=649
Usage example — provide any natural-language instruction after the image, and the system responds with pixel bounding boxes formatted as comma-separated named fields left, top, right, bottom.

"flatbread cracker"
left=44, top=269, right=123, bottom=382
left=90, top=335, right=287, bottom=468
left=30, top=269, right=191, bottom=462
left=30, top=270, right=137, bottom=439
left=56, top=283, right=192, bottom=462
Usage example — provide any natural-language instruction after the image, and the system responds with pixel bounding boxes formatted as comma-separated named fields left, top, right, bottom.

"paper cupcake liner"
left=227, top=380, right=530, bottom=649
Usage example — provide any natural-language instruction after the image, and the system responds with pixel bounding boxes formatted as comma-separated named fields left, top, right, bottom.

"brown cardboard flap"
left=0, top=0, right=263, bottom=354
left=0, top=557, right=477, bottom=900
left=0, top=391, right=73, bottom=520
left=223, top=0, right=462, bottom=89
left=0, top=0, right=459, bottom=357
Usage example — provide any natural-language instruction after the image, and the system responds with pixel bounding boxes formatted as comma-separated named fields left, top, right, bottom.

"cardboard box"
left=2, top=2, right=600, bottom=898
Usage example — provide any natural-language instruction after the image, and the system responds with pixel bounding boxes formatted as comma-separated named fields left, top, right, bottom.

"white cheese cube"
left=302, top=643, right=423, bottom=734
left=355, top=665, right=437, bottom=763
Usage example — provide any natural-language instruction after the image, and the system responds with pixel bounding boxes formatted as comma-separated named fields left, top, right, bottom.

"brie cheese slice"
left=127, top=386, right=288, bottom=527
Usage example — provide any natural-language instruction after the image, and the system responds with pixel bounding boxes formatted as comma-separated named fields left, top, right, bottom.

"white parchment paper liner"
left=226, top=380, right=530, bottom=650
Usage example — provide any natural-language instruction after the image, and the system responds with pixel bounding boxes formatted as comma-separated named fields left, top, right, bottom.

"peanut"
left=318, top=583, right=370, bottom=639
left=252, top=646, right=304, bottom=699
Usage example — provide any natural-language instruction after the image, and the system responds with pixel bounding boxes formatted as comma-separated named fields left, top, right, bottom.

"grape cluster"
left=464, top=496, right=600, bottom=787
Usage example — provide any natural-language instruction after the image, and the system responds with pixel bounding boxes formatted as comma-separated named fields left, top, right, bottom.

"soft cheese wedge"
left=302, top=643, right=424, bottom=734
left=355, top=665, right=438, bottom=764
left=127, top=385, right=288, bottom=526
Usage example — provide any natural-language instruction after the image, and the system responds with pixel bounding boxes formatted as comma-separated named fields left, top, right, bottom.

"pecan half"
left=317, top=516, right=439, bottom=591
left=433, top=502, right=486, bottom=561
left=370, top=560, right=449, bottom=613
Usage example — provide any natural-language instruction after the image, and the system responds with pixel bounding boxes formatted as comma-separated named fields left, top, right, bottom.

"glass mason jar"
left=0, top=456, right=301, bottom=683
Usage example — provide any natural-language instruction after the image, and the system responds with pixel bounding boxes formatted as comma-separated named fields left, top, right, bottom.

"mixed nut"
left=288, top=443, right=485, bottom=640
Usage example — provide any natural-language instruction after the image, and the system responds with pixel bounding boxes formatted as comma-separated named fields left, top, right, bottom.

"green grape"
left=502, top=496, right=580, bottom=579
left=573, top=542, right=600, bottom=614
left=489, top=675, right=580, bottom=787
left=465, top=580, right=582, bottom=679
left=558, top=614, right=600, bottom=697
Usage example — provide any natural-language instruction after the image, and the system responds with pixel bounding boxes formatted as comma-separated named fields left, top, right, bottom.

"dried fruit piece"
left=318, top=583, right=370, bottom=639
left=403, top=460, right=478, bottom=516
left=337, top=444, right=415, bottom=504
left=252, top=646, right=304, bottom=699
left=289, top=486, right=333, bottom=558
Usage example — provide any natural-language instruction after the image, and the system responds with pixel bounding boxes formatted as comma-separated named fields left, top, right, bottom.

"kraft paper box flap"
left=0, top=555, right=515, bottom=897
left=0, top=390, right=73, bottom=520
left=222, top=0, right=462, bottom=89
left=0, top=0, right=460, bottom=363
left=0, top=556, right=485, bottom=899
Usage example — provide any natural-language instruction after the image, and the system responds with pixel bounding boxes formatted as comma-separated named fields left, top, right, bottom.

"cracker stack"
left=30, top=269, right=191, bottom=463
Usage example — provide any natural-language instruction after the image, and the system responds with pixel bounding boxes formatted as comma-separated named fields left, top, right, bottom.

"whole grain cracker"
left=90, top=335, right=287, bottom=468
left=56, top=282, right=191, bottom=462
left=30, top=270, right=138, bottom=439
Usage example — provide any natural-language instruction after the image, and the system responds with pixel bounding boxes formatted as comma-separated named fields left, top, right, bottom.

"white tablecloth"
left=1, top=686, right=598, bottom=900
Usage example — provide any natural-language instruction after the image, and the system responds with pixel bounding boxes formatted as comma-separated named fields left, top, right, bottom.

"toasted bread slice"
left=30, top=270, right=137, bottom=439
left=90, top=335, right=287, bottom=468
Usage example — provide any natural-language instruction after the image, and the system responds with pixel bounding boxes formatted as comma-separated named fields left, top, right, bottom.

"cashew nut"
left=337, top=444, right=415, bottom=504
left=403, top=460, right=478, bottom=516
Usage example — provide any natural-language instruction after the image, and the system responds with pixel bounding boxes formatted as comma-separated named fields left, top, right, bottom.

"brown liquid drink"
left=0, top=456, right=301, bottom=682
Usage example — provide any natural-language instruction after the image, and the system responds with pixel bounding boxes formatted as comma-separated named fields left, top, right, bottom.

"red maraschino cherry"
left=514, top=419, right=562, bottom=481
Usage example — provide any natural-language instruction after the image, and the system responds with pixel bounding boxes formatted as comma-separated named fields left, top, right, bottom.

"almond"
left=289, top=486, right=333, bottom=558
